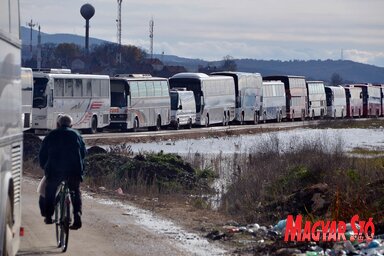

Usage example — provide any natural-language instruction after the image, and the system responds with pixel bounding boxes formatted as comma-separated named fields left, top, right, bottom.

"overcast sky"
left=20, top=0, right=384, bottom=67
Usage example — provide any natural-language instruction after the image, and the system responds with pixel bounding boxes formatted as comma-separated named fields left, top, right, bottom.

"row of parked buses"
left=22, top=68, right=384, bottom=135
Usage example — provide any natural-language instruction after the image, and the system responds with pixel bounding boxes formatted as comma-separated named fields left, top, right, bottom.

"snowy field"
left=127, top=128, right=384, bottom=155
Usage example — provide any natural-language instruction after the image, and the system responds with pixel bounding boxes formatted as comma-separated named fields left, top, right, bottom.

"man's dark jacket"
left=39, top=127, right=86, bottom=180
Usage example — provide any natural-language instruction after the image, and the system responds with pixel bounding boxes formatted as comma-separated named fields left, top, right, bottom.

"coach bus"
left=263, top=75, right=307, bottom=121
left=32, top=70, right=111, bottom=134
left=261, top=80, right=286, bottom=122
left=343, top=85, right=363, bottom=118
left=306, top=81, right=326, bottom=119
left=211, top=72, right=262, bottom=124
left=21, top=67, right=33, bottom=130
left=325, top=85, right=346, bottom=118
left=109, top=74, right=170, bottom=131
left=353, top=83, right=381, bottom=117
left=169, top=73, right=236, bottom=127
left=373, top=84, right=384, bottom=117
left=0, top=0, right=23, bottom=254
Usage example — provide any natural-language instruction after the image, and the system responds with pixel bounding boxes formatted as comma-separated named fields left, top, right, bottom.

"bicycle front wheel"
left=55, top=202, right=60, bottom=248
left=59, top=198, right=70, bottom=252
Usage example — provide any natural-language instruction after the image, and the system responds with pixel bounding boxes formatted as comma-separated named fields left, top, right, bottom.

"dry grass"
left=219, top=134, right=384, bottom=224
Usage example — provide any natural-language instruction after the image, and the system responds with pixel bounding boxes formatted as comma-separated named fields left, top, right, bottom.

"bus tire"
left=155, top=116, right=161, bottom=131
left=187, top=118, right=193, bottom=129
left=4, top=195, right=13, bottom=256
left=205, top=115, right=209, bottom=127
left=253, top=112, right=259, bottom=125
left=263, top=113, right=267, bottom=123
left=174, top=120, right=180, bottom=130
left=222, top=113, right=226, bottom=126
left=240, top=113, right=244, bottom=125
left=291, top=112, right=295, bottom=122
left=133, top=118, right=139, bottom=132
left=89, top=116, right=97, bottom=134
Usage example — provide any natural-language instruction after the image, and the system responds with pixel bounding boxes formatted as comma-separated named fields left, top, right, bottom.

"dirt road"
left=18, top=177, right=227, bottom=256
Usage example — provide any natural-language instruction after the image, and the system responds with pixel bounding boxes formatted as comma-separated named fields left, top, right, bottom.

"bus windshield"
left=170, top=93, right=179, bottom=110
left=33, top=77, right=48, bottom=108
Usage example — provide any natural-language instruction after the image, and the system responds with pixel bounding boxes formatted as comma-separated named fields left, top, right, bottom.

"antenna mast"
left=116, top=0, right=122, bottom=63
left=27, top=19, right=36, bottom=54
left=149, top=17, right=154, bottom=60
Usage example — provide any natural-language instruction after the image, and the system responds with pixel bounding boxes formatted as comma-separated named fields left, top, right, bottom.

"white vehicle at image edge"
left=170, top=89, right=196, bottom=129
left=0, top=0, right=23, bottom=255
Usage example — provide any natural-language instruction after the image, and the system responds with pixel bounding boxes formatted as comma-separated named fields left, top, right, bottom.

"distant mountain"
left=21, top=26, right=384, bottom=83
left=21, top=26, right=108, bottom=47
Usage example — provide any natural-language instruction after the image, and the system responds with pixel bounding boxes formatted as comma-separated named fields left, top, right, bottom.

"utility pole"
left=116, top=0, right=122, bottom=63
left=27, top=19, right=36, bottom=54
left=37, top=25, right=42, bottom=69
left=149, top=18, right=154, bottom=60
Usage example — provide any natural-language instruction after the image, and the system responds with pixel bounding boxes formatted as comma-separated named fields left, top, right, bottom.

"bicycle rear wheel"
left=59, top=198, right=70, bottom=252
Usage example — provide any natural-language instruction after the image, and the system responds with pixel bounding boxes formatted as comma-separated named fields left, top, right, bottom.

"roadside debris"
left=205, top=219, right=384, bottom=255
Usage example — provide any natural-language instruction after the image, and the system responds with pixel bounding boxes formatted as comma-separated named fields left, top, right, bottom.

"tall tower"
left=117, top=0, right=122, bottom=45
left=37, top=25, right=42, bottom=69
left=27, top=19, right=36, bottom=54
left=149, top=18, right=154, bottom=60
left=116, top=0, right=122, bottom=63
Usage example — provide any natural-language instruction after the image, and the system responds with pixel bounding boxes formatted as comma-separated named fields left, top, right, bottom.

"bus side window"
left=49, top=89, right=53, bottom=107
left=54, top=79, right=64, bottom=97
left=84, top=80, right=92, bottom=96
left=92, top=80, right=101, bottom=97
left=74, top=79, right=82, bottom=97
left=65, top=79, right=74, bottom=97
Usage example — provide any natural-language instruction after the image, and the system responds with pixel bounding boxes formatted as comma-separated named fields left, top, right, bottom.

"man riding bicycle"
left=39, top=114, right=86, bottom=230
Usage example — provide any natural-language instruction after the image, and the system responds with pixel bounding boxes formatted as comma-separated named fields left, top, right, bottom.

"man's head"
left=57, top=114, right=73, bottom=128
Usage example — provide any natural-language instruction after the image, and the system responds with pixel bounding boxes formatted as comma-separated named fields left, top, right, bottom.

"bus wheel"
left=205, top=115, right=209, bottom=127
left=187, top=118, right=192, bottom=129
left=263, top=113, right=267, bottom=123
left=174, top=120, right=180, bottom=130
left=155, top=116, right=161, bottom=131
left=90, top=116, right=97, bottom=134
left=133, top=118, right=139, bottom=132
left=4, top=196, right=13, bottom=256
left=291, top=112, right=295, bottom=122
left=333, top=110, right=337, bottom=119
left=253, top=113, right=259, bottom=124
left=240, top=113, right=244, bottom=125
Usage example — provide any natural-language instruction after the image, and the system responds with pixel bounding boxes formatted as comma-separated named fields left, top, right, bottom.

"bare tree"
left=221, top=55, right=237, bottom=71
left=330, top=72, right=343, bottom=86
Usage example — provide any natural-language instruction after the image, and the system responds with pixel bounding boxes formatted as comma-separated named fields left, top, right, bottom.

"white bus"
left=169, top=73, right=236, bottom=127
left=170, top=89, right=196, bottom=129
left=211, top=72, right=262, bottom=124
left=32, top=70, right=111, bottom=134
left=0, top=0, right=23, bottom=254
left=21, top=67, right=33, bottom=130
left=261, top=81, right=286, bottom=122
left=109, top=74, right=170, bottom=131
left=306, top=81, right=326, bottom=119
left=325, top=85, right=346, bottom=118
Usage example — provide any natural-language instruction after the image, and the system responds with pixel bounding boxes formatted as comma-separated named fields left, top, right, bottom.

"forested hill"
left=155, top=55, right=384, bottom=84
left=235, top=59, right=384, bottom=84
left=22, top=26, right=384, bottom=83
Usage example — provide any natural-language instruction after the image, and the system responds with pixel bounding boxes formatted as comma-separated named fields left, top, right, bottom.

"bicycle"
left=54, top=181, right=72, bottom=252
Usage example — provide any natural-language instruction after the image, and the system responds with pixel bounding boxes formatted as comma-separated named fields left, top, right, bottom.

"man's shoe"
left=69, top=221, right=82, bottom=230
left=44, top=217, right=53, bottom=224
left=69, top=214, right=82, bottom=230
